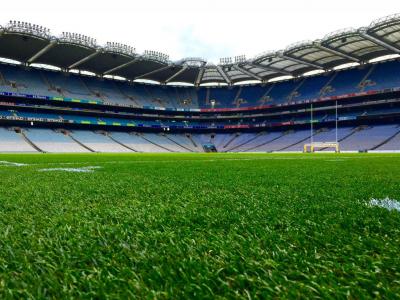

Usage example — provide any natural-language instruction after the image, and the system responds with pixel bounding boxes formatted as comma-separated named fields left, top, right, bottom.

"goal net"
left=303, top=142, right=340, bottom=153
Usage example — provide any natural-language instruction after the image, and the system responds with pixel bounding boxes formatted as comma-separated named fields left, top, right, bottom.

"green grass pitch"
left=0, top=153, right=399, bottom=299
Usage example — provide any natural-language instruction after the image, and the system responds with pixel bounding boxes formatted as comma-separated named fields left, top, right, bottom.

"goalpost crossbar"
left=303, top=142, right=340, bottom=153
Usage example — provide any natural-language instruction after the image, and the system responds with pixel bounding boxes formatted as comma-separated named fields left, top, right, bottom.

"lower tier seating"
left=0, top=125, right=399, bottom=153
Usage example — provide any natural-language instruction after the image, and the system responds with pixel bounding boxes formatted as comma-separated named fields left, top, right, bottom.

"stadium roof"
left=0, top=14, right=400, bottom=86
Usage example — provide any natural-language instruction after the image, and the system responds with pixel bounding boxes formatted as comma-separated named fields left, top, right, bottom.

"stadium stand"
left=69, top=130, right=132, bottom=152
left=364, top=60, right=400, bottom=91
left=240, top=132, right=286, bottom=152
left=24, top=129, right=89, bottom=153
left=0, top=126, right=398, bottom=153
left=375, top=126, right=400, bottom=151
left=166, top=134, right=203, bottom=152
left=339, top=125, right=400, bottom=151
left=142, top=133, right=189, bottom=152
left=0, top=15, right=400, bottom=152
left=0, top=127, right=38, bottom=152
left=1, top=59, right=400, bottom=109
left=0, top=65, right=57, bottom=96
left=109, top=132, right=166, bottom=152
left=257, top=130, right=311, bottom=152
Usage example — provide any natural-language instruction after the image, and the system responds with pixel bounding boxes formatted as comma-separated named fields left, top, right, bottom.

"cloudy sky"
left=1, top=0, right=399, bottom=63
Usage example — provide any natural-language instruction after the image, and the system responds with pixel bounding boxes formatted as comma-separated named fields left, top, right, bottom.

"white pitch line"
left=0, top=160, right=28, bottom=167
left=369, top=197, right=400, bottom=212
left=325, top=159, right=345, bottom=162
left=38, top=166, right=102, bottom=173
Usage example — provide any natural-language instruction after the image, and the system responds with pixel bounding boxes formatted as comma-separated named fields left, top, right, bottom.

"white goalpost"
left=304, top=101, right=340, bottom=153
left=303, top=142, right=340, bottom=153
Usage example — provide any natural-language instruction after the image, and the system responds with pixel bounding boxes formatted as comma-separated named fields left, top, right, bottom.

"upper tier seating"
left=363, top=60, right=400, bottom=91
left=0, top=64, right=57, bottom=96
left=81, top=77, right=131, bottom=105
left=1, top=59, right=400, bottom=109
left=323, top=67, right=369, bottom=97
left=238, top=85, right=268, bottom=107
left=293, top=74, right=333, bottom=101
left=43, top=72, right=95, bottom=99
left=267, top=81, right=298, bottom=105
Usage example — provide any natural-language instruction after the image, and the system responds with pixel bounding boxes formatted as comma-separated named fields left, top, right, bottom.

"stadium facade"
left=0, top=14, right=400, bottom=152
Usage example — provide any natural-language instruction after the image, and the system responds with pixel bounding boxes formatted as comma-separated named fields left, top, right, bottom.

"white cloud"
left=1, top=0, right=399, bottom=62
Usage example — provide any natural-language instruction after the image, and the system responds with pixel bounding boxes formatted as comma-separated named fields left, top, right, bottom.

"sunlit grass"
left=0, top=153, right=399, bottom=298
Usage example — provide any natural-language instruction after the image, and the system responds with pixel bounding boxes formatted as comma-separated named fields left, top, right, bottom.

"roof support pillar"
left=249, top=62, right=292, bottom=76
left=359, top=30, right=400, bottom=54
left=27, top=40, right=57, bottom=64
left=233, top=65, right=262, bottom=81
left=280, top=53, right=324, bottom=70
left=103, top=58, right=139, bottom=75
left=164, top=66, right=188, bottom=83
left=68, top=51, right=100, bottom=69
left=134, top=65, right=172, bottom=80
left=195, top=67, right=205, bottom=86
left=316, top=43, right=360, bottom=62
left=216, top=65, right=232, bottom=85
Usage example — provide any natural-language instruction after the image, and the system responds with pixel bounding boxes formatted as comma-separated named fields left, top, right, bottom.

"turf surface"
left=0, top=153, right=399, bottom=299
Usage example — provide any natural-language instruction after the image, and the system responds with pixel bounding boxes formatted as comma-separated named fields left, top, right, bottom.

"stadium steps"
left=260, top=84, right=275, bottom=103
left=188, top=134, right=198, bottom=148
left=45, top=74, right=67, bottom=97
left=288, top=78, right=305, bottom=101
left=0, top=69, right=7, bottom=86
left=318, top=127, right=360, bottom=151
left=57, top=89, right=67, bottom=98
left=244, top=132, right=286, bottom=152
left=143, top=85, right=155, bottom=102
left=319, top=72, right=337, bottom=96
left=222, top=133, right=240, bottom=149
left=233, top=86, right=242, bottom=106
left=277, top=132, right=318, bottom=151
left=340, top=126, right=366, bottom=141
left=178, top=134, right=200, bottom=151
left=39, top=71, right=58, bottom=95
left=106, top=133, right=138, bottom=152
left=173, top=87, right=183, bottom=106
left=112, top=82, right=141, bottom=107
left=79, top=77, right=98, bottom=100
left=206, top=88, right=210, bottom=105
left=370, top=127, right=400, bottom=150
left=19, top=130, right=45, bottom=153
left=67, top=132, right=96, bottom=152
left=358, top=65, right=376, bottom=92
left=281, top=127, right=360, bottom=152
left=188, top=134, right=205, bottom=151
left=226, top=132, right=265, bottom=151
left=163, top=135, right=194, bottom=152
left=139, top=134, right=174, bottom=152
